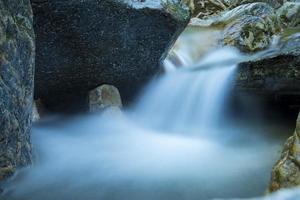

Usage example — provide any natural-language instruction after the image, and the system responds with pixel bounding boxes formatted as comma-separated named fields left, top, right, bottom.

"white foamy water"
left=132, top=47, right=240, bottom=133
left=1, top=114, right=283, bottom=200
left=0, top=40, right=290, bottom=200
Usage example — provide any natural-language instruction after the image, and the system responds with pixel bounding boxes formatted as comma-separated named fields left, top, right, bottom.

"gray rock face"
left=236, top=33, right=300, bottom=106
left=32, top=0, right=190, bottom=111
left=0, top=0, right=35, bottom=180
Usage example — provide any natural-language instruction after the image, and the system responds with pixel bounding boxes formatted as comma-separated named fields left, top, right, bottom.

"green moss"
left=282, top=27, right=300, bottom=39
left=0, top=165, right=16, bottom=180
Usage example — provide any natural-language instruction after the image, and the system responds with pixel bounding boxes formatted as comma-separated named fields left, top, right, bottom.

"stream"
left=1, top=28, right=296, bottom=200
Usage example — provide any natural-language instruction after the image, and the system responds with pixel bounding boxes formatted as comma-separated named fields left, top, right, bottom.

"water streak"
left=0, top=36, right=288, bottom=200
left=132, top=47, right=239, bottom=133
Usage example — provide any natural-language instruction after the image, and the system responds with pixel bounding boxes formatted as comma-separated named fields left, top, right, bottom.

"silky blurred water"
left=1, top=112, right=291, bottom=200
left=0, top=32, right=295, bottom=200
left=132, top=47, right=239, bottom=133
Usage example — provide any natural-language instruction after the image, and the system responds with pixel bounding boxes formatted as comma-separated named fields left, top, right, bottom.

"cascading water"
left=0, top=34, right=291, bottom=200
left=132, top=47, right=239, bottom=133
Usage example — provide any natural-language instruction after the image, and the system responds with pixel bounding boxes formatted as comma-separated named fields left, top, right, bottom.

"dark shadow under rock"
left=32, top=0, right=190, bottom=112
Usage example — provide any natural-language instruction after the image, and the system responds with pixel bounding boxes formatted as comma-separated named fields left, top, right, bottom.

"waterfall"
left=132, top=47, right=239, bottom=133
left=1, top=38, right=287, bottom=200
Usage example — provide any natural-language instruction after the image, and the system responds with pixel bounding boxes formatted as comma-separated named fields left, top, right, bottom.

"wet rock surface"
left=236, top=33, right=300, bottom=106
left=268, top=112, right=300, bottom=192
left=32, top=0, right=190, bottom=112
left=0, top=0, right=35, bottom=180
left=190, top=3, right=279, bottom=45
left=192, top=0, right=284, bottom=18
left=223, top=15, right=276, bottom=52
left=185, top=1, right=300, bottom=105
left=89, top=84, right=122, bottom=112
left=277, top=2, right=300, bottom=29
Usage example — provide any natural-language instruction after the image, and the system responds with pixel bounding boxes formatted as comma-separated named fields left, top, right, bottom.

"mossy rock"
left=269, top=113, right=300, bottom=192
left=277, top=2, right=300, bottom=29
left=0, top=0, right=34, bottom=181
left=223, top=15, right=276, bottom=52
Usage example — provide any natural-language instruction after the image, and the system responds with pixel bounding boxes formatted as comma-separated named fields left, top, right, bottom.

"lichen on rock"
left=0, top=0, right=35, bottom=181
left=89, top=85, right=123, bottom=113
left=269, top=112, right=300, bottom=192
left=162, top=0, right=191, bottom=21
left=190, top=3, right=279, bottom=52
left=277, top=2, right=300, bottom=29
left=192, top=0, right=283, bottom=18
left=223, top=15, right=276, bottom=52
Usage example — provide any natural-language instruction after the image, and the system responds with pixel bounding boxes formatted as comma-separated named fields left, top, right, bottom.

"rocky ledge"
left=268, top=112, right=300, bottom=192
left=186, top=1, right=300, bottom=106
left=31, top=0, right=191, bottom=112
left=236, top=33, right=300, bottom=107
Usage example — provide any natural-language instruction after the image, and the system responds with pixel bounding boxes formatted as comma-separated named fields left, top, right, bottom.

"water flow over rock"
left=132, top=47, right=240, bottom=133
left=0, top=41, right=287, bottom=200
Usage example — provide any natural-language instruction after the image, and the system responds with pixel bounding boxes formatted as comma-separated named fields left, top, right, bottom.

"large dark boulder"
left=236, top=33, right=300, bottom=107
left=0, top=0, right=35, bottom=180
left=31, top=0, right=190, bottom=111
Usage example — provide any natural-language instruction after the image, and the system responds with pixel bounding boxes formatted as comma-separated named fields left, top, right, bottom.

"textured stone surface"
left=223, top=14, right=276, bottom=52
left=236, top=33, right=300, bottom=106
left=268, top=112, right=300, bottom=192
left=277, top=2, right=300, bottom=29
left=192, top=0, right=284, bottom=18
left=0, top=0, right=35, bottom=180
left=190, top=3, right=276, bottom=29
left=187, top=1, right=300, bottom=104
left=89, top=84, right=122, bottom=112
left=32, top=0, right=190, bottom=111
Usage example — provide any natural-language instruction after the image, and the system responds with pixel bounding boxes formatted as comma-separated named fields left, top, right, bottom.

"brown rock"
left=269, top=112, right=300, bottom=192
left=89, top=85, right=122, bottom=112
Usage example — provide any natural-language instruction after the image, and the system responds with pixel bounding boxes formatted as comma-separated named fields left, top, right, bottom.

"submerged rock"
left=0, top=0, right=35, bottom=180
left=32, top=0, right=190, bottom=112
left=89, top=85, right=122, bottom=112
left=268, top=112, right=300, bottom=192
